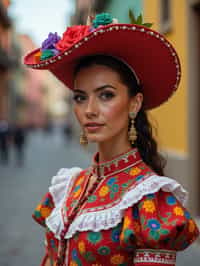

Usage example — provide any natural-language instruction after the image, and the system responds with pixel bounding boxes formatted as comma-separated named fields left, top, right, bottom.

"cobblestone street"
left=0, top=130, right=199, bottom=266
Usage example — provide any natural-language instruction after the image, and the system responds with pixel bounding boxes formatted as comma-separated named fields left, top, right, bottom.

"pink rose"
left=56, top=25, right=90, bottom=51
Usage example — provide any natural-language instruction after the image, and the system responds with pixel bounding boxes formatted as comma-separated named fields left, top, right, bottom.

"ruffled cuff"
left=134, top=249, right=176, bottom=266
left=46, top=167, right=82, bottom=238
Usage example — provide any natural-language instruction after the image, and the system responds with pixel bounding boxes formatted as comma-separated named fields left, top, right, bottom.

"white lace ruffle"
left=46, top=173, right=188, bottom=240
left=46, top=167, right=82, bottom=238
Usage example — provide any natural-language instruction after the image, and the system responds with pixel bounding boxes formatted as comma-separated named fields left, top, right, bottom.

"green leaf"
left=142, top=23, right=153, bottom=28
left=160, top=229, right=169, bottom=235
left=136, top=14, right=143, bottom=24
left=129, top=9, right=137, bottom=24
left=150, top=230, right=160, bottom=240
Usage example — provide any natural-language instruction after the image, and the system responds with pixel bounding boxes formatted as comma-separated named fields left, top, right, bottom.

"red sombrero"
left=24, top=13, right=181, bottom=110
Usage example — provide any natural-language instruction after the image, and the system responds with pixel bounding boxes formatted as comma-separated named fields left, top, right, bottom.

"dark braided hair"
left=74, top=55, right=166, bottom=175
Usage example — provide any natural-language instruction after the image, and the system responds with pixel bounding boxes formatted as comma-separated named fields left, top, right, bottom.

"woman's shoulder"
left=32, top=166, right=84, bottom=227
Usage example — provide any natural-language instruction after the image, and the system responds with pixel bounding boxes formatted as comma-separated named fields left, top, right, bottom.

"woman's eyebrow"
left=73, top=85, right=117, bottom=94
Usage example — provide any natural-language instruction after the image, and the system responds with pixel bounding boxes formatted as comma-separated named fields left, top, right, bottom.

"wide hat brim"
left=24, top=23, right=181, bottom=110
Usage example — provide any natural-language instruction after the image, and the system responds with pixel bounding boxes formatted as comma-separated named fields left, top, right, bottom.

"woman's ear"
left=129, top=93, right=143, bottom=114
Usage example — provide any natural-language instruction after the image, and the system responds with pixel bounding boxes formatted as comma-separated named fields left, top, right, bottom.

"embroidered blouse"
left=33, top=148, right=199, bottom=266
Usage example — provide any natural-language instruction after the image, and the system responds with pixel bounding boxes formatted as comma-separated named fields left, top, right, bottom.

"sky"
left=8, top=0, right=74, bottom=46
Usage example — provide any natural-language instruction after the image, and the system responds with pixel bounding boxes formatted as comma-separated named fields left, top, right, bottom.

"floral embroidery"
left=98, top=246, right=111, bottom=255
left=188, top=219, right=196, bottom=233
left=123, top=216, right=131, bottom=228
left=87, top=232, right=102, bottom=244
left=129, top=167, right=141, bottom=176
left=75, top=176, right=85, bottom=186
left=111, top=225, right=121, bottom=242
left=142, top=200, right=156, bottom=213
left=73, top=185, right=82, bottom=198
left=110, top=254, right=125, bottom=264
left=107, top=177, right=116, bottom=186
left=78, top=241, right=86, bottom=254
left=148, top=219, right=161, bottom=230
left=84, top=251, right=96, bottom=262
left=166, top=195, right=177, bottom=205
left=173, top=206, right=184, bottom=216
left=87, top=195, right=97, bottom=203
left=99, top=185, right=110, bottom=197
left=70, top=261, right=78, bottom=266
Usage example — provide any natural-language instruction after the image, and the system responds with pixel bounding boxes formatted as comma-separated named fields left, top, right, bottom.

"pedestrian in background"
left=24, top=12, right=199, bottom=266
left=12, top=122, right=27, bottom=166
left=0, top=120, right=10, bottom=165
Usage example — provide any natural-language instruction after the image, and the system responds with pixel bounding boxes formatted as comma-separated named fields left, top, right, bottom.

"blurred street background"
left=0, top=0, right=200, bottom=265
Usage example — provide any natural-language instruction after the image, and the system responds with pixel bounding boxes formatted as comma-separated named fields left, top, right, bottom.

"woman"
left=24, top=13, right=199, bottom=266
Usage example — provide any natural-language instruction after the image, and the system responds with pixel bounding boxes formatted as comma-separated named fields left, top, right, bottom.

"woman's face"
left=73, top=64, right=138, bottom=144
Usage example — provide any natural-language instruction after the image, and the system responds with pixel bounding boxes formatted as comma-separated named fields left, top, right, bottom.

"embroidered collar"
left=92, top=147, right=142, bottom=177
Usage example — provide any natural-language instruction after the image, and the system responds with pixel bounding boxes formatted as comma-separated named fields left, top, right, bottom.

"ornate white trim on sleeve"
left=64, top=175, right=188, bottom=239
left=134, top=249, right=176, bottom=265
left=46, top=167, right=82, bottom=238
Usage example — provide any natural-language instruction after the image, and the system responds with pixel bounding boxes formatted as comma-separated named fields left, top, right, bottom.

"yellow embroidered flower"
left=35, top=204, right=42, bottom=211
left=189, top=219, right=196, bottom=233
left=40, top=207, right=51, bottom=218
left=99, top=185, right=110, bottom=197
left=70, top=261, right=78, bottom=266
left=133, top=221, right=140, bottom=233
left=142, top=200, right=156, bottom=213
left=110, top=254, right=125, bottom=265
left=75, top=176, right=85, bottom=186
left=123, top=216, right=131, bottom=228
left=78, top=240, right=85, bottom=254
left=130, top=167, right=141, bottom=176
left=173, top=206, right=184, bottom=216
left=73, top=188, right=82, bottom=198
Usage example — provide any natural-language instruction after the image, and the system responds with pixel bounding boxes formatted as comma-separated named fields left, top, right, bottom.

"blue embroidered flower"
left=111, top=226, right=120, bottom=242
left=107, top=177, right=116, bottom=186
left=72, top=249, right=78, bottom=259
left=44, top=197, right=50, bottom=205
left=184, top=210, right=191, bottom=219
left=166, top=195, right=177, bottom=205
left=147, top=219, right=161, bottom=230
left=50, top=239, right=56, bottom=248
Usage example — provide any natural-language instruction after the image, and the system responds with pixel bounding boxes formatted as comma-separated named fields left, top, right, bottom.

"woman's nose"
left=85, top=97, right=98, bottom=117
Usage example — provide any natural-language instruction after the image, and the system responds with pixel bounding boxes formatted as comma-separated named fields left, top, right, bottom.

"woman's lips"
left=84, top=123, right=104, bottom=132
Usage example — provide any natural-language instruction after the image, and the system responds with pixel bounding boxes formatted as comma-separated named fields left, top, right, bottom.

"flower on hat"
left=40, top=49, right=59, bottom=61
left=41, top=32, right=61, bottom=50
left=40, top=32, right=61, bottom=61
left=92, top=13, right=113, bottom=28
left=55, top=25, right=90, bottom=52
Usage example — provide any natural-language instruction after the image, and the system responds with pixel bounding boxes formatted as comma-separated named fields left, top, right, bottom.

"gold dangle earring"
left=80, top=130, right=88, bottom=146
left=128, top=112, right=137, bottom=145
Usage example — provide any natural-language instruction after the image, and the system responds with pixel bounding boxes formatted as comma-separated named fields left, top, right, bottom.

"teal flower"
left=87, top=195, right=97, bottom=203
left=87, top=232, right=102, bottom=244
left=92, top=13, right=113, bottom=28
left=40, top=49, right=59, bottom=61
left=111, top=184, right=119, bottom=193
left=98, top=246, right=111, bottom=255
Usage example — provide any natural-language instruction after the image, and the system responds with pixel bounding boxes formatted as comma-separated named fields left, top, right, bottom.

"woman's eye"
left=100, top=91, right=115, bottom=100
left=73, top=94, right=86, bottom=103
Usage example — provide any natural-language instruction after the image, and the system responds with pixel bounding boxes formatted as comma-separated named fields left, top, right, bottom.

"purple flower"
left=41, top=32, right=61, bottom=51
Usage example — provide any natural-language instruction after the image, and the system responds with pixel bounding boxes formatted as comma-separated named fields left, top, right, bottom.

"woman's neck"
left=97, top=135, right=132, bottom=162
